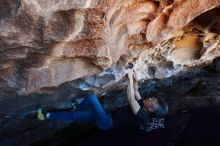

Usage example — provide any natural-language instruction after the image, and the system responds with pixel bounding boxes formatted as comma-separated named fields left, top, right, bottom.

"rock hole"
left=165, top=61, right=174, bottom=70
left=148, top=66, right=157, bottom=78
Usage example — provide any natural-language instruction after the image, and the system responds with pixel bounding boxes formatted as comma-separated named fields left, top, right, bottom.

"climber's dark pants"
left=48, top=94, right=113, bottom=130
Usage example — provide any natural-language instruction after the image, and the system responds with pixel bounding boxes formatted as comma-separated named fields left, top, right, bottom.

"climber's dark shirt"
left=111, top=98, right=165, bottom=131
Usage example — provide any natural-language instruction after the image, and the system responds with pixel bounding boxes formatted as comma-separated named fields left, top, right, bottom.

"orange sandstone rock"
left=0, top=0, right=220, bottom=94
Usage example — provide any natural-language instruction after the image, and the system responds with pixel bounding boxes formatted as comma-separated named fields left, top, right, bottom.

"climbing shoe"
left=37, top=108, right=47, bottom=121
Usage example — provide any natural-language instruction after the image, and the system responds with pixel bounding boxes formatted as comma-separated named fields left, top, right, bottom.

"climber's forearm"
left=134, top=80, right=142, bottom=101
left=129, top=97, right=140, bottom=114
left=127, top=74, right=135, bottom=101
left=127, top=77, right=140, bottom=114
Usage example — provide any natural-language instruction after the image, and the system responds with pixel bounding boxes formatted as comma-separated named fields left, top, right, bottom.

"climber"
left=37, top=69, right=168, bottom=130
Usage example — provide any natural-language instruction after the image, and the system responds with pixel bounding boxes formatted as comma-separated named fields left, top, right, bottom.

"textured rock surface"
left=147, top=0, right=220, bottom=42
left=0, top=0, right=220, bottom=94
left=0, top=0, right=220, bottom=145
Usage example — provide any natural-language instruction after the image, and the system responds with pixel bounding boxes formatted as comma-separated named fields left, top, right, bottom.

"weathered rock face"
left=1, top=0, right=220, bottom=145
left=0, top=0, right=109, bottom=95
left=0, top=0, right=220, bottom=95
